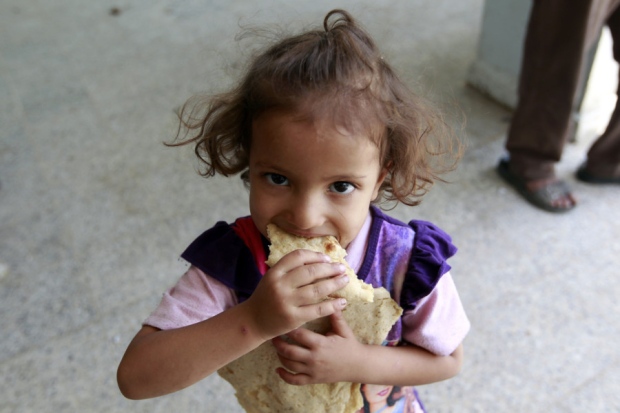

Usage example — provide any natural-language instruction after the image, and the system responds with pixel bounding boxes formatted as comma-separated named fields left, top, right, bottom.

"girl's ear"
left=241, top=169, right=251, bottom=190
left=371, top=166, right=390, bottom=200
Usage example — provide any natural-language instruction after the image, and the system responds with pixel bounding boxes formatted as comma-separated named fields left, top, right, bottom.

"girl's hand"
left=245, top=250, right=349, bottom=341
left=272, top=309, right=363, bottom=385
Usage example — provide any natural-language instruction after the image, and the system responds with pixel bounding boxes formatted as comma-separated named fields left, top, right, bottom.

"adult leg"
left=507, top=0, right=595, bottom=180
left=580, top=0, right=620, bottom=182
left=500, top=0, right=609, bottom=211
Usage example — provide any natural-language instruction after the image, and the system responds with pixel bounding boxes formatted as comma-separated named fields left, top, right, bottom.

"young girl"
left=117, top=9, right=469, bottom=412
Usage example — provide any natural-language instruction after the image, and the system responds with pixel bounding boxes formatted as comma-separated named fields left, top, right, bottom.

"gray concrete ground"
left=1, top=0, right=619, bottom=412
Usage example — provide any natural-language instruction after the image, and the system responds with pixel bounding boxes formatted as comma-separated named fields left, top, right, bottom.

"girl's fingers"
left=272, top=334, right=311, bottom=360
left=255, top=249, right=350, bottom=334
left=272, top=335, right=312, bottom=379
left=271, top=250, right=332, bottom=275
left=270, top=250, right=348, bottom=303
left=277, top=358, right=308, bottom=375
left=275, top=366, right=310, bottom=386
left=295, top=272, right=349, bottom=304
left=326, top=308, right=353, bottom=338
left=272, top=250, right=345, bottom=285
left=298, top=297, right=347, bottom=321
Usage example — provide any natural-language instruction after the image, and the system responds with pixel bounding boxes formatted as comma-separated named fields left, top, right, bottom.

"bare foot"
left=497, top=159, right=577, bottom=213
left=525, top=178, right=577, bottom=210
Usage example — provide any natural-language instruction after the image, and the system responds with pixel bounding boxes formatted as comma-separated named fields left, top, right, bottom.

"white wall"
left=467, top=0, right=531, bottom=108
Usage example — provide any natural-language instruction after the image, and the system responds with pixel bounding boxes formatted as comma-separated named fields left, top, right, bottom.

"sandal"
left=576, top=164, right=620, bottom=184
left=496, top=159, right=576, bottom=213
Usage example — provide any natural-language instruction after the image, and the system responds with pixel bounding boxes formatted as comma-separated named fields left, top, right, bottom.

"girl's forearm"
left=117, top=301, right=265, bottom=400
left=346, top=343, right=463, bottom=386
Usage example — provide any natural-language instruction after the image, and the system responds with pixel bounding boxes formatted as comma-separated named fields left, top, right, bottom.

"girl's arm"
left=117, top=250, right=350, bottom=400
left=343, top=341, right=463, bottom=386
left=118, top=300, right=266, bottom=399
left=272, top=310, right=463, bottom=386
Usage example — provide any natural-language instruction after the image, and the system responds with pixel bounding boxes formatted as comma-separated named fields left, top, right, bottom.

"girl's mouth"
left=280, top=226, right=328, bottom=240
left=377, top=388, right=390, bottom=397
left=290, top=231, right=322, bottom=239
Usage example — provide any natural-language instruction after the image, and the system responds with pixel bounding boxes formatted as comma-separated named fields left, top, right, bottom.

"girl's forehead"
left=252, top=108, right=383, bottom=147
left=250, top=112, right=383, bottom=181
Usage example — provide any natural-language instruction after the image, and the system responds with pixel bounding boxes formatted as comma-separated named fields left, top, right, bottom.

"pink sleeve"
left=401, top=272, right=470, bottom=356
left=144, top=265, right=238, bottom=330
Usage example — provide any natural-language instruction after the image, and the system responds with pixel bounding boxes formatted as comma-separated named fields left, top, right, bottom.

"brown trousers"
left=507, top=0, right=620, bottom=179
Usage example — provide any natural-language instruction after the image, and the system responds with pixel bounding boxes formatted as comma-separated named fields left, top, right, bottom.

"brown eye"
left=266, top=173, right=288, bottom=186
left=330, top=182, right=354, bottom=194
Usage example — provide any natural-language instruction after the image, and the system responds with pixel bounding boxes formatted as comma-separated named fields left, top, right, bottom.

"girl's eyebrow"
left=323, top=173, right=368, bottom=181
left=253, top=161, right=284, bottom=170
left=253, top=161, right=368, bottom=180
left=252, top=162, right=294, bottom=176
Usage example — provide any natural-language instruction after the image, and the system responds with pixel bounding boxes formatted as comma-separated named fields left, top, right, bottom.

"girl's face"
left=249, top=110, right=387, bottom=249
left=362, top=384, right=394, bottom=405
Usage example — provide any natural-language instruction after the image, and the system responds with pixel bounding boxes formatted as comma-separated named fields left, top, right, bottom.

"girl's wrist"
left=337, top=342, right=374, bottom=384
left=233, top=300, right=272, bottom=345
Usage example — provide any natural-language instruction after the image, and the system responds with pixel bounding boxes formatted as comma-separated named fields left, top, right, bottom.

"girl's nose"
left=288, top=195, right=324, bottom=231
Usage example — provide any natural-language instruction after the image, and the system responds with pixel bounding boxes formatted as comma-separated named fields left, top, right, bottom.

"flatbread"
left=265, top=224, right=374, bottom=303
left=218, top=224, right=403, bottom=413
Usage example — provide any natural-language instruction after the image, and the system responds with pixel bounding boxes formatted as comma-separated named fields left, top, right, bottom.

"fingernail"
left=341, top=274, right=349, bottom=283
left=340, top=298, right=347, bottom=307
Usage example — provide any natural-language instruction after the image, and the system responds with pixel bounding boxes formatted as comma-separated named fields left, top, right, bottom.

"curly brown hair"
left=170, top=9, right=461, bottom=206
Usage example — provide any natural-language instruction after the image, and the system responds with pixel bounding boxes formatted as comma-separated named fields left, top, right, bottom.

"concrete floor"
left=1, top=0, right=619, bottom=412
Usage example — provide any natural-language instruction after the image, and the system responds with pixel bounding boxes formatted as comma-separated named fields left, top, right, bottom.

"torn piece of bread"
left=265, top=224, right=374, bottom=303
left=218, top=224, right=403, bottom=413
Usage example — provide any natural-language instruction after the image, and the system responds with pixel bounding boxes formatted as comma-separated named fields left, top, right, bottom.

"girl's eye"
left=329, top=181, right=355, bottom=194
left=265, top=173, right=289, bottom=186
